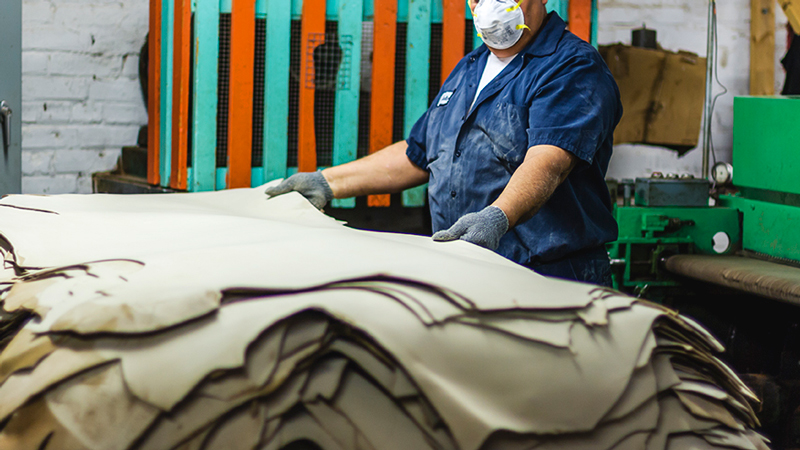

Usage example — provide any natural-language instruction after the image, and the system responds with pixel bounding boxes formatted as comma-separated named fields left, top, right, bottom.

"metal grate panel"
left=392, top=22, right=407, bottom=143
left=288, top=20, right=301, bottom=168
left=428, top=23, right=442, bottom=105
left=356, top=21, right=373, bottom=159
left=216, top=13, right=231, bottom=168
left=252, top=18, right=266, bottom=167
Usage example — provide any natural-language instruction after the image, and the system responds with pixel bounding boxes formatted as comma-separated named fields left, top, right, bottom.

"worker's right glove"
left=432, top=206, right=509, bottom=251
left=264, top=172, right=334, bottom=210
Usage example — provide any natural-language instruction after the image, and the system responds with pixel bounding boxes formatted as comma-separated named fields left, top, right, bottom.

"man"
left=266, top=0, right=622, bottom=286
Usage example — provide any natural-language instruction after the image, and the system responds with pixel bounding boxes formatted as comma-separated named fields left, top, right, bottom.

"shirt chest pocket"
left=474, top=102, right=529, bottom=171
left=425, top=92, right=462, bottom=162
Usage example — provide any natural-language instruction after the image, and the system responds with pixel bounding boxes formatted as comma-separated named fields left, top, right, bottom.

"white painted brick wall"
left=19, top=0, right=791, bottom=192
left=599, top=0, right=790, bottom=179
left=21, top=0, right=148, bottom=194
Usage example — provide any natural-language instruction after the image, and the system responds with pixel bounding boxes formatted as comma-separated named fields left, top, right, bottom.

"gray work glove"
left=264, top=171, right=334, bottom=210
left=432, top=206, right=509, bottom=251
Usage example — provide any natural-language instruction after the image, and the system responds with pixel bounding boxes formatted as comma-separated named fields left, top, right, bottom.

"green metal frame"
left=719, top=194, right=800, bottom=262
left=608, top=206, right=741, bottom=292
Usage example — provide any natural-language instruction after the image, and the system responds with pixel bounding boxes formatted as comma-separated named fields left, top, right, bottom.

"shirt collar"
left=521, top=12, right=566, bottom=58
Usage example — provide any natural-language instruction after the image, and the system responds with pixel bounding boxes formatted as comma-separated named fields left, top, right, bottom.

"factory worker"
left=266, top=0, right=622, bottom=287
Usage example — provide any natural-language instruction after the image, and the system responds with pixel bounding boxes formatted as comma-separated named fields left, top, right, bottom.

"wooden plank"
left=263, top=0, right=292, bottom=183
left=442, top=0, right=464, bottom=83
left=170, top=0, right=191, bottom=190
left=368, top=0, right=397, bottom=207
left=402, top=0, right=430, bottom=207
left=778, top=0, right=800, bottom=34
left=227, top=0, right=256, bottom=188
left=159, top=0, right=174, bottom=187
left=148, top=0, right=162, bottom=185
left=331, top=0, right=364, bottom=209
left=190, top=0, right=219, bottom=191
left=568, top=0, right=592, bottom=42
left=750, top=0, right=775, bottom=95
left=297, top=0, right=327, bottom=173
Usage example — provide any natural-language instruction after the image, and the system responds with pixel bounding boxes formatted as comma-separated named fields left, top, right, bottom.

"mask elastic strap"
left=505, top=0, right=524, bottom=12
left=468, top=0, right=477, bottom=17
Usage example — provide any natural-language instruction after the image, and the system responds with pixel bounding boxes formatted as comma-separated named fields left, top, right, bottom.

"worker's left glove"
left=432, top=206, right=509, bottom=251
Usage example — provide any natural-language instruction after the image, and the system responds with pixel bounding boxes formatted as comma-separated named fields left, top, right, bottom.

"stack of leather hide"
left=0, top=184, right=769, bottom=450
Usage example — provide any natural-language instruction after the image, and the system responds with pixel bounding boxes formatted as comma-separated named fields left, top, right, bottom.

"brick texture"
left=21, top=0, right=147, bottom=194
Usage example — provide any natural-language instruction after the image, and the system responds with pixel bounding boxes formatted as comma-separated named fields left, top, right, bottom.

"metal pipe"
left=702, top=0, right=716, bottom=180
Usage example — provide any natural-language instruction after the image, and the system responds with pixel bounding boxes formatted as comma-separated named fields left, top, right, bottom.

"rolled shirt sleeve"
left=526, top=52, right=620, bottom=165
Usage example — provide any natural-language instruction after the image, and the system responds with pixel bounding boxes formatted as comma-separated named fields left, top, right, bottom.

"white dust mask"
left=472, top=0, right=529, bottom=50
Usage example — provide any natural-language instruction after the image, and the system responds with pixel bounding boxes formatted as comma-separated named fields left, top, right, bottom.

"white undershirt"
left=470, top=52, right=519, bottom=111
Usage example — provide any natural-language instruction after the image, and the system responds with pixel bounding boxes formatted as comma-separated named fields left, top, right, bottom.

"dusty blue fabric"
left=406, top=12, right=622, bottom=266
left=525, top=246, right=613, bottom=287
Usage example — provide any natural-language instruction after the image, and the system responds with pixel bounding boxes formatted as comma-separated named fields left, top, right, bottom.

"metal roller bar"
left=665, top=254, right=800, bottom=306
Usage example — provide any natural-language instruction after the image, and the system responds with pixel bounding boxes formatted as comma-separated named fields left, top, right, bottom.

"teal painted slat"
left=263, top=0, right=292, bottom=183
left=159, top=0, right=174, bottom=187
left=220, top=0, right=232, bottom=14
left=431, top=0, right=442, bottom=23
left=251, top=167, right=264, bottom=186
left=255, top=0, right=266, bottom=18
left=327, top=0, right=338, bottom=20
left=216, top=168, right=227, bottom=190
left=191, top=0, right=219, bottom=192
left=591, top=0, right=598, bottom=48
left=546, top=0, right=567, bottom=19
left=291, top=0, right=302, bottom=19
left=331, top=0, right=363, bottom=209
left=363, top=0, right=373, bottom=20
left=402, top=0, right=430, bottom=207
left=397, top=0, right=408, bottom=22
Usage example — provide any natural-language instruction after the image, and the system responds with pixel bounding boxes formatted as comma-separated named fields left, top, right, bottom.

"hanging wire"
left=708, top=0, right=728, bottom=169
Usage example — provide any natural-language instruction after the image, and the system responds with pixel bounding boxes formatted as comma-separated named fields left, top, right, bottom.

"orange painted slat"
left=227, top=0, right=256, bottom=188
left=441, top=0, right=465, bottom=84
left=148, top=0, right=161, bottom=185
left=569, top=0, right=592, bottom=42
left=298, top=0, right=326, bottom=173
left=170, top=0, right=191, bottom=190
left=367, top=0, right=397, bottom=207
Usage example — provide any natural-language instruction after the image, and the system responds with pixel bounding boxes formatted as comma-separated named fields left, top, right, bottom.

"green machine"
left=608, top=96, right=800, bottom=301
left=607, top=95, right=800, bottom=446
left=607, top=177, right=741, bottom=295
left=719, top=96, right=800, bottom=264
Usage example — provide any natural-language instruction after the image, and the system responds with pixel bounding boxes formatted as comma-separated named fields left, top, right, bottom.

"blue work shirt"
left=406, top=12, right=622, bottom=265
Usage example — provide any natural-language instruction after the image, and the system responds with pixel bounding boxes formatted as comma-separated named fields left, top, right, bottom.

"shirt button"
left=455, top=150, right=462, bottom=157
left=450, top=191, right=457, bottom=198
left=461, top=116, right=465, bottom=121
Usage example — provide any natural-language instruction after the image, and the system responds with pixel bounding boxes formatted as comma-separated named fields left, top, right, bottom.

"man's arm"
left=322, top=140, right=429, bottom=199
left=433, top=144, right=577, bottom=250
left=491, top=144, right=578, bottom=228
